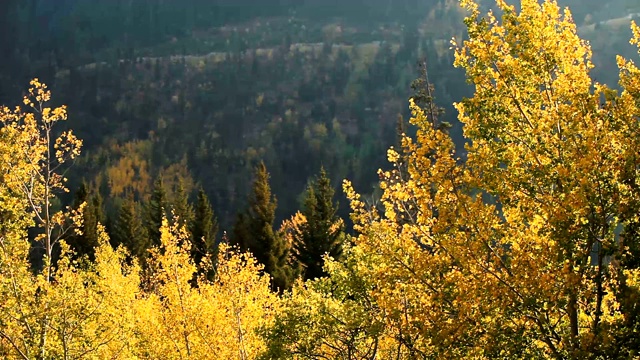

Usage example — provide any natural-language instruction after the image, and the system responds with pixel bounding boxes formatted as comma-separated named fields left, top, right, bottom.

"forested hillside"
left=2, top=0, right=640, bottom=358
left=1, top=0, right=635, bottom=228
left=0, top=0, right=472, bottom=230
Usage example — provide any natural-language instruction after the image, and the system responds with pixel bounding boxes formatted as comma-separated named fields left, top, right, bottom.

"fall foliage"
left=2, top=0, right=640, bottom=359
left=265, top=0, right=640, bottom=358
left=0, top=81, right=277, bottom=359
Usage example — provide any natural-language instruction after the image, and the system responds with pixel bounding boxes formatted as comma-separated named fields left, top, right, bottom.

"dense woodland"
left=1, top=0, right=475, bottom=231
left=0, top=0, right=635, bottom=228
left=2, top=0, right=640, bottom=359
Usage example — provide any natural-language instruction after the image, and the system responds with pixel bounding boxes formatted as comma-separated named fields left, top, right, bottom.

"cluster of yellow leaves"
left=135, top=218, right=279, bottom=360
left=0, top=81, right=280, bottom=359
left=452, top=0, right=640, bottom=356
left=342, top=101, right=504, bottom=359
left=264, top=1, right=640, bottom=359
left=278, top=211, right=307, bottom=248
left=6, top=0, right=640, bottom=357
left=106, top=140, right=152, bottom=199
left=0, top=223, right=140, bottom=359
left=1, top=214, right=279, bottom=359
left=261, top=244, right=387, bottom=359
left=0, top=78, right=82, bottom=269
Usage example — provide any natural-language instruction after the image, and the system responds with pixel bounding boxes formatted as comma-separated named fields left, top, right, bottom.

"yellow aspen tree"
left=0, top=81, right=140, bottom=359
left=266, top=1, right=640, bottom=359
left=1, top=219, right=141, bottom=360
left=25, top=224, right=140, bottom=359
left=261, top=244, right=390, bottom=360
left=0, top=117, right=37, bottom=359
left=135, top=217, right=205, bottom=359
left=202, top=244, right=280, bottom=359
left=79, top=224, right=141, bottom=359
left=454, top=0, right=640, bottom=357
left=136, top=216, right=279, bottom=359
left=4, top=79, right=82, bottom=276
left=0, top=99, right=41, bottom=359
left=342, top=101, right=492, bottom=359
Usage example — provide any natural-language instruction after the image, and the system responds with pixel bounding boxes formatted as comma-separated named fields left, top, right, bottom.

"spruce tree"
left=67, top=182, right=104, bottom=261
left=68, top=182, right=89, bottom=256
left=232, top=212, right=250, bottom=252
left=113, top=195, right=149, bottom=263
left=295, top=167, right=345, bottom=280
left=232, top=162, right=293, bottom=291
left=145, top=176, right=167, bottom=247
left=172, top=179, right=194, bottom=231
left=88, top=190, right=105, bottom=247
left=190, top=188, right=218, bottom=267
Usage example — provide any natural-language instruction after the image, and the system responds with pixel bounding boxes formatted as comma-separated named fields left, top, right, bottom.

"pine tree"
left=88, top=190, right=105, bottom=249
left=171, top=179, right=194, bottom=231
left=190, top=188, right=218, bottom=268
left=294, top=167, right=344, bottom=280
left=113, top=195, right=149, bottom=263
left=232, top=162, right=293, bottom=291
left=71, top=181, right=89, bottom=210
left=146, top=176, right=167, bottom=247
left=410, top=59, right=449, bottom=130
left=232, top=212, right=250, bottom=252
left=67, top=182, right=104, bottom=261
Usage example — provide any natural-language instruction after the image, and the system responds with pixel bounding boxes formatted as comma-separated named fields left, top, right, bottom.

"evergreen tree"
left=232, top=212, right=250, bottom=252
left=89, top=190, right=105, bottom=244
left=190, top=188, right=218, bottom=268
left=232, top=162, right=293, bottom=291
left=172, top=179, right=194, bottom=231
left=410, top=59, right=449, bottom=130
left=294, top=167, right=345, bottom=280
left=67, top=182, right=104, bottom=261
left=113, top=195, right=149, bottom=263
left=71, top=181, right=89, bottom=210
left=145, top=176, right=167, bottom=246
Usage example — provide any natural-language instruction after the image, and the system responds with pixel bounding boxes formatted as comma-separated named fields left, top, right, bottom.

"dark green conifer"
left=232, top=212, right=250, bottom=252
left=113, top=195, right=149, bottom=263
left=172, top=179, right=194, bottom=231
left=295, top=167, right=345, bottom=280
left=67, top=182, right=104, bottom=261
left=190, top=188, right=218, bottom=267
left=232, top=162, right=293, bottom=291
left=145, top=176, right=167, bottom=246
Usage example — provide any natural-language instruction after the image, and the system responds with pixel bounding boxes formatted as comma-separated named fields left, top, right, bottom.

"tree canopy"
left=2, top=1, right=640, bottom=359
left=264, top=0, right=640, bottom=358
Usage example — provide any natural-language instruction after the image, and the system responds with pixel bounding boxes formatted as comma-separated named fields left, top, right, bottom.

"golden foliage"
left=0, top=82, right=280, bottom=359
left=135, top=218, right=279, bottom=359
left=5, top=2, right=640, bottom=357
left=278, top=211, right=307, bottom=248
left=106, top=140, right=152, bottom=199
left=0, top=224, right=140, bottom=359
left=265, top=1, right=640, bottom=359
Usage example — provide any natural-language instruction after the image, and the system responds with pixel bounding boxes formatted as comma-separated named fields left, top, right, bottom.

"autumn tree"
left=0, top=80, right=141, bottom=359
left=264, top=1, right=640, bottom=358
left=449, top=0, right=640, bottom=356
left=232, top=161, right=294, bottom=291
left=293, top=167, right=345, bottom=280
left=0, top=80, right=83, bottom=275
left=261, top=243, right=386, bottom=360
left=136, top=217, right=280, bottom=359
